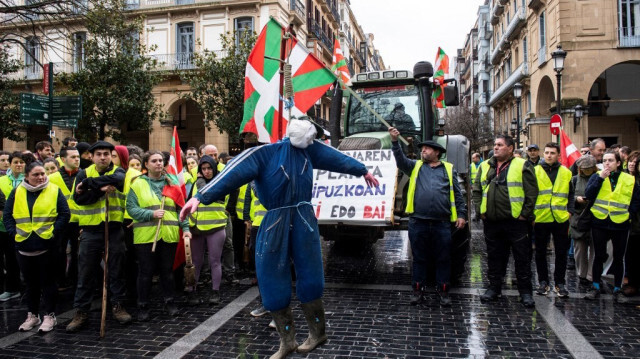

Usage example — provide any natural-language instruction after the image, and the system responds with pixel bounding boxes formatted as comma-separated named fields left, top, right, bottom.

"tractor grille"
left=338, top=137, right=382, bottom=150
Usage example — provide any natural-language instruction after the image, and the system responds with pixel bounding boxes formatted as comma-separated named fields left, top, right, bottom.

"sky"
left=349, top=0, right=483, bottom=74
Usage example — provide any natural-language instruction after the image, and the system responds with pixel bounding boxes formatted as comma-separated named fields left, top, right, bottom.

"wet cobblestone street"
left=1, top=220, right=640, bottom=358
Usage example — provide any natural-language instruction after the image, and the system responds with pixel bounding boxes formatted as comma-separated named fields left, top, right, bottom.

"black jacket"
left=3, top=185, right=70, bottom=252
left=73, top=163, right=125, bottom=231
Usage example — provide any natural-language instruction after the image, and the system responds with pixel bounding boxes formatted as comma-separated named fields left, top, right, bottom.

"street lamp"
left=513, top=82, right=523, bottom=149
left=552, top=44, right=567, bottom=143
left=574, top=104, right=584, bottom=133
left=510, top=118, right=518, bottom=137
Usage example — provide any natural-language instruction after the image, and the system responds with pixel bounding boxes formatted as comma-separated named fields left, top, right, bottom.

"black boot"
left=297, top=299, right=328, bottom=353
left=410, top=283, right=423, bottom=305
left=137, top=305, right=150, bottom=322
left=269, top=307, right=298, bottom=359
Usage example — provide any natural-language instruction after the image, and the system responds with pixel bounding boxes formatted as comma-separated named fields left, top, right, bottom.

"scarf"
left=21, top=177, right=50, bottom=192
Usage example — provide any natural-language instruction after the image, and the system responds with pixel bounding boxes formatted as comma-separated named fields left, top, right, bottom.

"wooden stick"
left=100, top=194, right=109, bottom=339
left=151, top=196, right=166, bottom=253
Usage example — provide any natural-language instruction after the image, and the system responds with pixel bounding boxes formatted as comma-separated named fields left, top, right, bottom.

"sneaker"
left=480, top=288, right=501, bottom=303
left=18, top=312, right=41, bottom=332
left=112, top=303, right=132, bottom=324
left=164, top=301, right=179, bottom=316
left=438, top=284, right=452, bottom=307
left=66, top=310, right=88, bottom=332
left=584, top=286, right=600, bottom=300
left=615, top=291, right=630, bottom=304
left=250, top=305, right=269, bottom=317
left=268, top=319, right=276, bottom=329
left=536, top=281, right=550, bottom=296
left=137, top=305, right=150, bottom=322
left=520, top=293, right=535, bottom=308
left=223, top=274, right=239, bottom=285
left=579, top=277, right=592, bottom=286
left=409, top=283, right=423, bottom=306
left=208, top=291, right=221, bottom=305
left=38, top=313, right=57, bottom=333
left=554, top=284, right=569, bottom=298
left=0, top=291, right=20, bottom=302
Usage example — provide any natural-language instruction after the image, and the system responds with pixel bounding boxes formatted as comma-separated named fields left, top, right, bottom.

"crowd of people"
left=0, top=137, right=257, bottom=334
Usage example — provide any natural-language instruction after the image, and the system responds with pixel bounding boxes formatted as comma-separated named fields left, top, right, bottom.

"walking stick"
left=183, top=235, right=196, bottom=287
left=100, top=193, right=109, bottom=338
left=151, top=196, right=166, bottom=253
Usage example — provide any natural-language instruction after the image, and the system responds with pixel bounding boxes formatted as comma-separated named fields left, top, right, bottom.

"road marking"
left=154, top=286, right=259, bottom=359
left=534, top=296, right=604, bottom=359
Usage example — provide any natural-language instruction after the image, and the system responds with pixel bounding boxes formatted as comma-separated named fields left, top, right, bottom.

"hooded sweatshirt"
left=191, top=155, right=226, bottom=235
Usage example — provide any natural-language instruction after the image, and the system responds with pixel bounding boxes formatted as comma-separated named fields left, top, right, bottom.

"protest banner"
left=312, top=149, right=397, bottom=225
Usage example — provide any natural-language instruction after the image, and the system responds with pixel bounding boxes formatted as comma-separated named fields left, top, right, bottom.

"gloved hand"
left=180, top=197, right=201, bottom=221
left=364, top=172, right=379, bottom=187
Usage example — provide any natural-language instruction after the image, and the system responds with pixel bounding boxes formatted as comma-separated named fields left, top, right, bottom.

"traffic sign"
left=20, top=93, right=81, bottom=128
left=550, top=114, right=562, bottom=135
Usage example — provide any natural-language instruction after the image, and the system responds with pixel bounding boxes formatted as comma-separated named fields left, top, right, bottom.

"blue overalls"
left=195, top=138, right=368, bottom=311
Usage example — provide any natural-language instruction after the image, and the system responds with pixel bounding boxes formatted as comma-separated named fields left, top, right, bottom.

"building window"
left=523, top=36, right=528, bottom=62
left=176, top=22, right=194, bottom=68
left=618, top=0, right=640, bottom=46
left=73, top=32, right=86, bottom=72
left=527, top=92, right=532, bottom=113
left=539, top=12, right=546, bottom=50
left=25, top=37, right=39, bottom=78
left=234, top=17, right=253, bottom=47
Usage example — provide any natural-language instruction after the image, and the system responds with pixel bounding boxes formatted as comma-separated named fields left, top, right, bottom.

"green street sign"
left=20, top=93, right=82, bottom=128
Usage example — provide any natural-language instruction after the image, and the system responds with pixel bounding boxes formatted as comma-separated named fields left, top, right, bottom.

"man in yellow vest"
left=66, top=141, right=132, bottom=332
left=470, top=153, right=482, bottom=221
left=472, top=135, right=538, bottom=308
left=389, top=127, right=466, bottom=307
left=48, top=146, right=81, bottom=290
left=533, top=143, right=575, bottom=298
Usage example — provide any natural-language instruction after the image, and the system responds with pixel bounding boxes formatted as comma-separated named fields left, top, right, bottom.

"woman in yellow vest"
left=185, top=155, right=227, bottom=306
left=0, top=151, right=29, bottom=303
left=126, top=151, right=191, bottom=321
left=3, top=161, right=70, bottom=333
left=584, top=150, right=640, bottom=301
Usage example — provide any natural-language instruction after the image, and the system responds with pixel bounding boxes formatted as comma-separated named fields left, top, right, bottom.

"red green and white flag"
left=331, top=38, right=351, bottom=88
left=240, top=18, right=336, bottom=143
left=164, top=126, right=186, bottom=208
left=432, top=47, right=449, bottom=109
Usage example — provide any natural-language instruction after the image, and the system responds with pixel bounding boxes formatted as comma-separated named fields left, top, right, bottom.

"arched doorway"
left=586, top=62, right=640, bottom=149
left=536, top=76, right=555, bottom=118
left=167, top=99, right=206, bottom=151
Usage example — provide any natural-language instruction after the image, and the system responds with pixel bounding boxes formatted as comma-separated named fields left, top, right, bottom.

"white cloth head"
left=287, top=119, right=316, bottom=149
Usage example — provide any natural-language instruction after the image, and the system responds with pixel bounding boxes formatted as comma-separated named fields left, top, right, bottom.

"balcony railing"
left=151, top=52, right=196, bottom=70
left=538, top=46, right=546, bottom=66
left=329, top=1, right=340, bottom=24
left=24, top=66, right=41, bottom=79
left=618, top=27, right=640, bottom=48
left=490, top=4, right=504, bottom=25
left=505, top=6, right=526, bottom=41
left=308, top=21, right=333, bottom=52
left=290, top=0, right=305, bottom=21
left=489, top=62, right=529, bottom=106
left=125, top=0, right=140, bottom=9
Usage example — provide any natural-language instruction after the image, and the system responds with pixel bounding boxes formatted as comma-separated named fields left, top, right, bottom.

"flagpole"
left=277, top=26, right=288, bottom=141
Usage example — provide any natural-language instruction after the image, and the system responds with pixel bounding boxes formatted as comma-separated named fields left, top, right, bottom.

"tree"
left=445, top=105, right=494, bottom=152
left=181, top=31, right=256, bottom=142
left=0, top=45, right=25, bottom=142
left=57, top=0, right=162, bottom=141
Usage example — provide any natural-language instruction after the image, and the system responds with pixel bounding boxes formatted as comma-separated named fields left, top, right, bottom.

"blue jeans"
left=73, top=226, right=126, bottom=311
left=408, top=218, right=452, bottom=287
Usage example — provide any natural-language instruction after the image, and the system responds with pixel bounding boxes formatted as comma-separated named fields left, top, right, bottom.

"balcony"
left=289, top=0, right=305, bottom=25
left=308, top=21, right=333, bottom=53
left=484, top=22, right=493, bottom=39
left=150, top=52, right=198, bottom=70
left=538, top=46, right=546, bottom=66
left=125, top=0, right=139, bottom=9
left=528, top=0, right=545, bottom=10
left=505, top=6, right=526, bottom=41
left=488, top=62, right=529, bottom=106
left=618, top=27, right=640, bottom=48
left=24, top=66, right=41, bottom=80
left=490, top=4, right=504, bottom=25
left=140, top=0, right=194, bottom=7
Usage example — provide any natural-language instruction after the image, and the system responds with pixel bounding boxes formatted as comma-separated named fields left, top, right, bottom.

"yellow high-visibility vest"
left=534, top=165, right=572, bottom=223
left=13, top=184, right=60, bottom=242
left=74, top=165, right=125, bottom=226
left=479, top=157, right=526, bottom=218
left=48, top=171, right=80, bottom=223
left=250, top=189, right=267, bottom=227
left=591, top=171, right=635, bottom=223
left=470, top=162, right=479, bottom=185
left=405, top=160, right=457, bottom=222
left=130, top=177, right=180, bottom=244
left=236, top=184, right=249, bottom=220
left=188, top=182, right=227, bottom=231
left=123, top=168, right=142, bottom=220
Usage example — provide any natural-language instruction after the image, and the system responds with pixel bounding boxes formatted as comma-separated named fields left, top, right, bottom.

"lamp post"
left=573, top=104, right=583, bottom=133
left=552, top=44, right=567, bottom=143
left=510, top=118, right=518, bottom=138
left=513, top=82, right=523, bottom=149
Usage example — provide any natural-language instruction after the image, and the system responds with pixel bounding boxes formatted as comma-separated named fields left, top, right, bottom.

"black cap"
left=527, top=144, right=539, bottom=150
left=416, top=140, right=446, bottom=154
left=76, top=142, right=90, bottom=154
left=88, top=141, right=114, bottom=153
